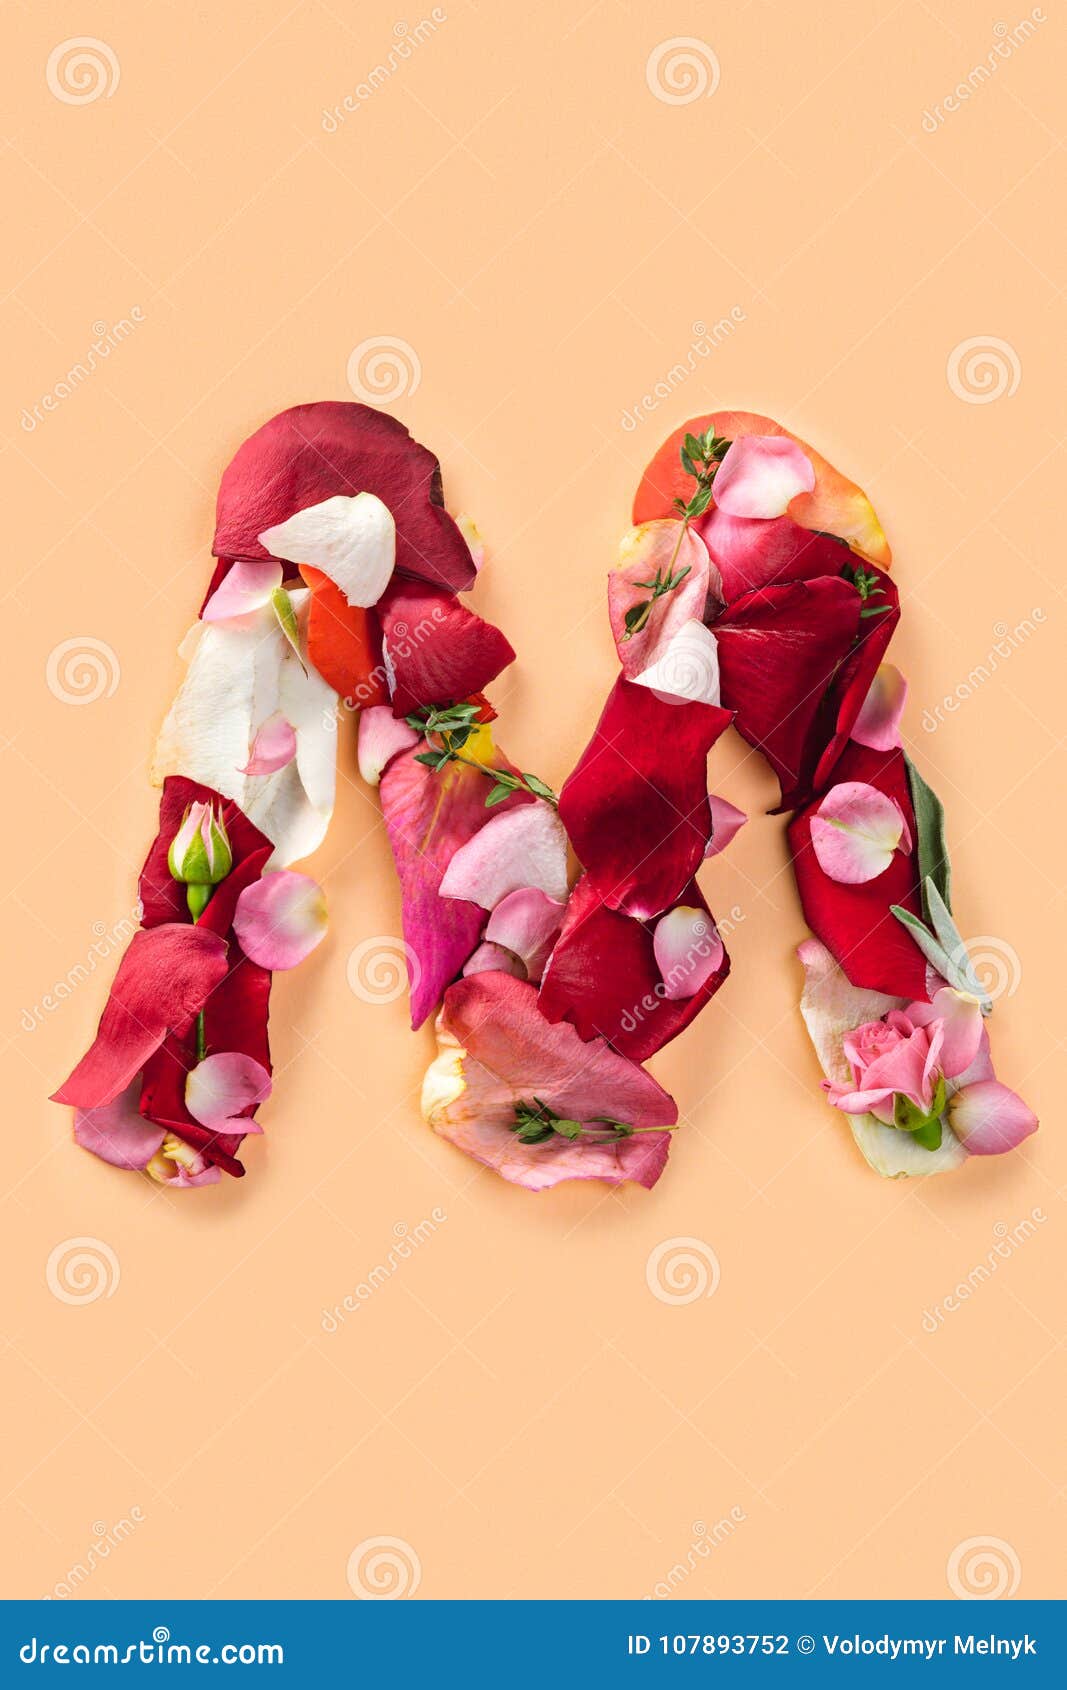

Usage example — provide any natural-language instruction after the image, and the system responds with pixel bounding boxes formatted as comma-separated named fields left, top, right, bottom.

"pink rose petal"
left=705, top=795, right=747, bottom=858
left=238, top=710, right=297, bottom=776
left=851, top=663, right=908, bottom=751
left=233, top=870, right=328, bottom=970
left=185, top=1051, right=273, bottom=1130
left=462, top=940, right=526, bottom=979
left=713, top=435, right=816, bottom=519
left=484, top=888, right=566, bottom=982
left=357, top=704, right=419, bottom=786
left=439, top=802, right=570, bottom=908
left=906, top=987, right=984, bottom=1080
left=202, top=557, right=282, bottom=622
left=608, top=522, right=715, bottom=678
left=809, top=780, right=912, bottom=884
left=948, top=1079, right=1038, bottom=1155
left=258, top=491, right=395, bottom=608
left=652, top=906, right=725, bottom=1002
left=73, top=1077, right=166, bottom=1170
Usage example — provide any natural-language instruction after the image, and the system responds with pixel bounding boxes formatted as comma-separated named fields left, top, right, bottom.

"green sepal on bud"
left=167, top=802, right=233, bottom=898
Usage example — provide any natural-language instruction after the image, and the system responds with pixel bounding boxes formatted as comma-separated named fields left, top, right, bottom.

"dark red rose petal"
left=539, top=875, right=729, bottom=1062
left=559, top=676, right=732, bottom=921
left=788, top=742, right=926, bottom=999
left=378, top=580, right=515, bottom=718
left=810, top=569, right=901, bottom=795
left=700, top=508, right=852, bottom=604
left=211, top=401, right=475, bottom=593
left=139, top=777, right=273, bottom=929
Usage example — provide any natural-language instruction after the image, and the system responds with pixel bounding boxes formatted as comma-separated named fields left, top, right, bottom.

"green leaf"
left=906, top=757, right=952, bottom=920
left=910, top=1116, right=943, bottom=1151
left=484, top=783, right=513, bottom=807
left=889, top=903, right=956, bottom=981
left=414, top=751, right=442, bottom=768
left=522, top=773, right=557, bottom=802
left=270, top=586, right=307, bottom=673
left=686, top=484, right=712, bottom=518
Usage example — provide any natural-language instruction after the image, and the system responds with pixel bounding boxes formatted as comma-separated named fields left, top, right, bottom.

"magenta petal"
left=700, top=509, right=847, bottom=603
left=202, top=557, right=283, bottom=622
left=185, top=1051, right=273, bottom=1127
left=652, top=906, right=725, bottom=1001
left=74, top=1077, right=166, bottom=1169
left=233, top=871, right=328, bottom=970
left=484, top=888, right=565, bottom=982
left=238, top=710, right=297, bottom=776
left=357, top=704, right=419, bottom=786
left=439, top=801, right=570, bottom=908
left=423, top=972, right=676, bottom=1190
left=713, top=435, right=815, bottom=518
left=948, top=1079, right=1038, bottom=1155
left=706, top=795, right=747, bottom=858
left=463, top=940, right=526, bottom=979
left=851, top=663, right=908, bottom=751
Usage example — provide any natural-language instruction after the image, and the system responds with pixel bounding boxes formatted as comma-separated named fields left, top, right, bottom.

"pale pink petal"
left=258, top=492, right=395, bottom=608
left=185, top=1051, right=273, bottom=1129
left=608, top=522, right=715, bottom=678
left=233, top=870, right=328, bottom=969
left=463, top=940, right=526, bottom=979
left=705, top=795, right=747, bottom=858
left=632, top=620, right=721, bottom=705
left=713, top=435, right=817, bottom=519
left=455, top=512, right=485, bottom=573
left=439, top=802, right=570, bottom=908
left=851, top=663, right=908, bottom=751
left=202, top=558, right=283, bottom=622
left=652, top=906, right=725, bottom=1001
left=73, top=1076, right=166, bottom=1170
left=809, top=781, right=912, bottom=884
left=484, top=888, right=566, bottom=982
left=168, top=1163, right=223, bottom=1188
left=238, top=710, right=297, bottom=776
left=907, top=987, right=984, bottom=1079
left=357, top=704, right=419, bottom=787
left=948, top=1079, right=1038, bottom=1155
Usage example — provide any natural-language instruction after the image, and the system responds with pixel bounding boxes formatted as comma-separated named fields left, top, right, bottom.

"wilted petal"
left=713, top=435, right=816, bottom=518
left=851, top=663, right=908, bottom=752
left=185, top=1051, right=273, bottom=1130
left=378, top=580, right=514, bottom=718
left=809, top=781, right=912, bottom=884
left=233, top=870, right=327, bottom=970
left=238, top=710, right=297, bottom=776
left=608, top=522, right=715, bottom=676
left=74, top=1077, right=166, bottom=1170
left=422, top=972, right=676, bottom=1190
left=706, top=795, right=747, bottom=858
left=652, top=906, right=725, bottom=1001
left=485, top=888, right=566, bottom=982
left=202, top=557, right=283, bottom=622
left=948, top=1079, right=1038, bottom=1155
left=463, top=940, right=526, bottom=979
left=632, top=620, right=721, bottom=705
left=357, top=704, right=419, bottom=786
left=259, top=491, right=395, bottom=608
left=439, top=801, right=569, bottom=907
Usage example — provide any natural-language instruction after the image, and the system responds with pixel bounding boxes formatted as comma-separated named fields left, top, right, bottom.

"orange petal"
left=300, top=564, right=388, bottom=707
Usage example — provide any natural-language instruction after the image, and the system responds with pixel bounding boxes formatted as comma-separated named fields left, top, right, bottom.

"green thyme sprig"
left=406, top=702, right=558, bottom=809
left=841, top=560, right=894, bottom=620
left=510, top=1097, right=671, bottom=1146
left=622, top=558, right=693, bottom=640
left=622, top=430, right=732, bottom=642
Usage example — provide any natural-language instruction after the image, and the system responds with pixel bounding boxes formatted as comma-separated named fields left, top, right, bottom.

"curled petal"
left=74, top=1077, right=166, bottom=1170
left=810, top=781, right=912, bottom=884
left=233, top=871, right=328, bottom=970
left=238, top=710, right=297, bottom=776
left=259, top=491, right=395, bottom=608
left=713, top=435, right=816, bottom=518
left=202, top=557, right=282, bottom=622
left=608, top=522, right=715, bottom=676
left=463, top=940, right=526, bottom=979
left=907, top=987, right=983, bottom=1080
left=484, top=888, right=565, bottom=982
left=706, top=795, right=747, bottom=858
left=652, top=906, right=725, bottom=1001
left=439, top=801, right=569, bottom=908
left=851, top=663, right=908, bottom=752
left=185, top=1051, right=272, bottom=1129
left=357, top=704, right=419, bottom=786
left=632, top=620, right=721, bottom=705
left=948, top=1080, right=1038, bottom=1156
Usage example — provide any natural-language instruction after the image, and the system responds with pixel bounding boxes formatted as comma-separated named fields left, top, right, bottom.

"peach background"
left=3, top=0, right=1062, bottom=1602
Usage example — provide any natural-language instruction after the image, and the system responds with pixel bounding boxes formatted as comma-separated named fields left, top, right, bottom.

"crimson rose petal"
left=377, top=580, right=515, bottom=718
